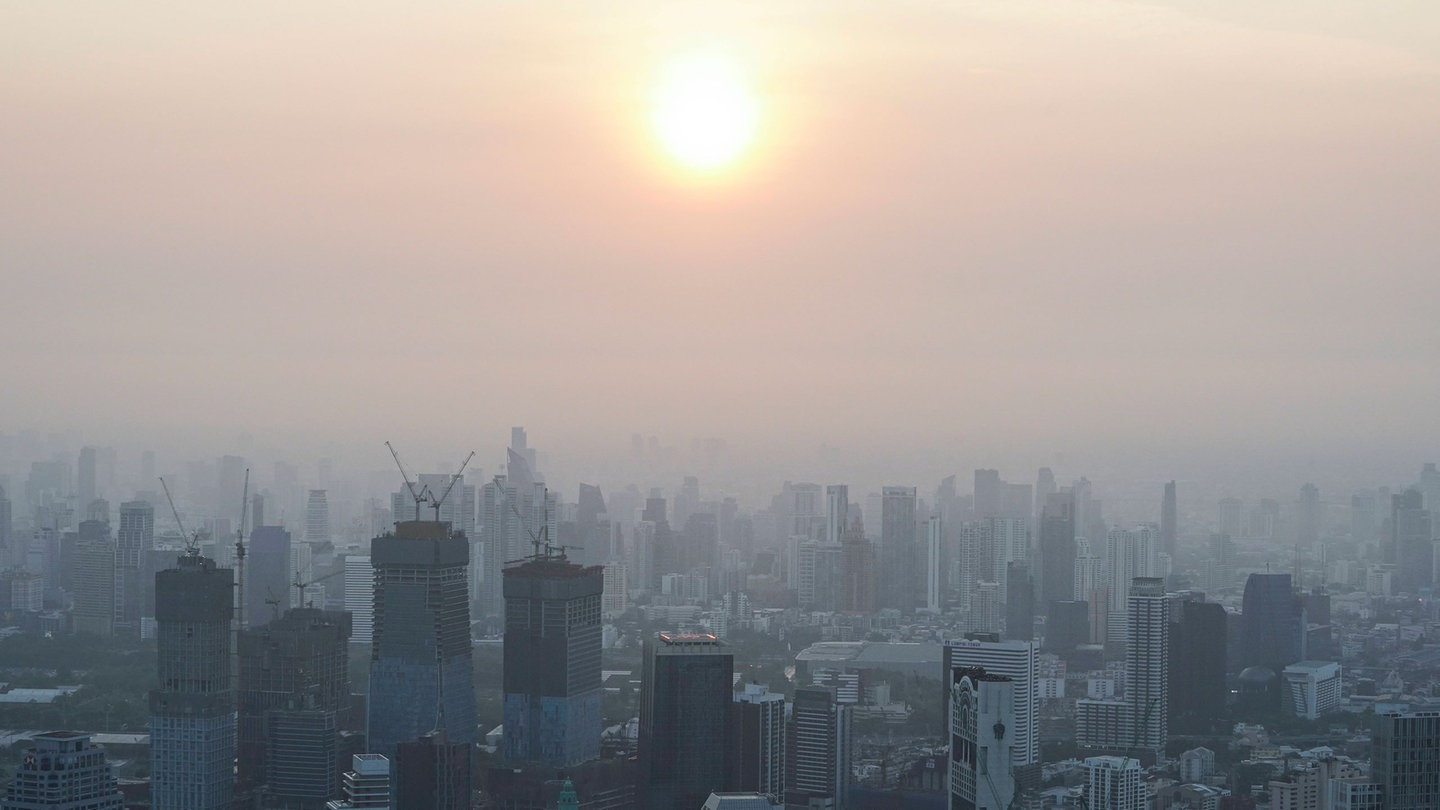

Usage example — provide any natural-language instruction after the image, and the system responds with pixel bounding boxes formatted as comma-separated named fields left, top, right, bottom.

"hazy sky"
left=4, top=1, right=1438, bottom=480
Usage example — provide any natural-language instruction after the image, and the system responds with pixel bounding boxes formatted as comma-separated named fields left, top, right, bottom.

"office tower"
left=948, top=667, right=1016, bottom=810
left=1001, top=563, right=1033, bottom=642
left=1084, top=756, right=1143, bottom=810
left=1390, top=489, right=1432, bottom=594
left=1038, top=492, right=1076, bottom=615
left=1281, top=661, right=1341, bottom=720
left=879, top=487, right=918, bottom=612
left=326, top=754, right=390, bottom=810
left=1373, top=711, right=1440, bottom=810
left=1046, top=601, right=1089, bottom=656
left=1161, top=481, right=1177, bottom=558
left=114, top=501, right=153, bottom=633
left=839, top=520, right=876, bottom=613
left=826, top=485, right=849, bottom=546
left=237, top=607, right=352, bottom=807
left=150, top=553, right=235, bottom=810
left=305, top=490, right=330, bottom=545
left=78, top=446, right=98, bottom=509
left=638, top=633, right=733, bottom=810
left=1240, top=573, right=1305, bottom=673
left=926, top=515, right=943, bottom=613
left=1298, top=484, right=1321, bottom=548
left=367, top=521, right=477, bottom=760
left=0, top=731, right=124, bottom=810
left=343, top=555, right=372, bottom=645
left=730, top=683, right=786, bottom=800
left=788, top=685, right=851, bottom=809
left=1168, top=598, right=1226, bottom=733
left=393, top=730, right=470, bottom=810
left=1126, top=578, right=1169, bottom=756
left=246, top=526, right=292, bottom=628
left=967, top=582, right=1001, bottom=634
left=73, top=520, right=115, bottom=636
left=943, top=635, right=1037, bottom=766
left=1104, top=527, right=1158, bottom=644
left=501, top=553, right=603, bottom=767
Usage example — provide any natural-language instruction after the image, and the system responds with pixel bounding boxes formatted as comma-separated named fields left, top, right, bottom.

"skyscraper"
left=501, top=553, right=603, bottom=768
left=1126, top=578, right=1169, bottom=756
left=1240, top=573, right=1305, bottom=674
left=237, top=607, right=352, bottom=808
left=1038, top=492, right=1076, bottom=616
left=150, top=553, right=236, bottom=810
left=788, top=685, right=851, bottom=809
left=77, top=446, right=98, bottom=510
left=1389, top=489, right=1432, bottom=594
left=367, top=521, right=476, bottom=760
left=1373, top=710, right=1440, bottom=810
left=1004, top=562, right=1035, bottom=641
left=479, top=449, right=551, bottom=619
left=305, top=490, right=330, bottom=545
left=839, top=520, right=876, bottom=613
left=639, top=633, right=733, bottom=810
left=1104, top=527, right=1158, bottom=644
left=1, top=731, right=124, bottom=810
left=246, top=526, right=292, bottom=629
left=879, top=487, right=917, bottom=612
left=730, top=683, right=786, bottom=801
left=1160, top=481, right=1177, bottom=558
left=825, top=485, right=849, bottom=546
left=1168, top=597, right=1226, bottom=734
left=943, top=635, right=1037, bottom=766
left=115, top=501, right=154, bottom=634
left=949, top=667, right=1015, bottom=810
left=1298, top=483, right=1321, bottom=548
left=343, top=554, right=372, bottom=645
left=925, top=515, right=944, bottom=613
left=72, top=519, right=115, bottom=636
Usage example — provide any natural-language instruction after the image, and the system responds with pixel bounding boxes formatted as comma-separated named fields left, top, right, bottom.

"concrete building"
left=1373, top=710, right=1440, bottom=810
left=149, top=553, right=235, bottom=810
left=789, top=685, right=850, bottom=809
left=948, top=667, right=1016, bottom=810
left=0, top=731, right=123, bottom=810
left=1083, top=756, right=1142, bottom=810
left=1126, top=577, right=1169, bottom=755
left=943, top=635, right=1037, bottom=766
left=1282, top=661, right=1342, bottom=720
left=343, top=555, right=372, bottom=645
left=114, top=501, right=153, bottom=634
left=366, top=521, right=476, bottom=760
left=72, top=520, right=115, bottom=636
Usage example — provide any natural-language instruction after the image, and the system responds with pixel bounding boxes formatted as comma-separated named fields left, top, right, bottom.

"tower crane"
left=429, top=451, right=475, bottom=523
left=158, top=477, right=203, bottom=555
left=385, top=441, right=430, bottom=521
left=291, top=568, right=345, bottom=609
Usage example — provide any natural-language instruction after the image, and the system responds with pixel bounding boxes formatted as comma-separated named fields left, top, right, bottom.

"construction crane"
left=264, top=587, right=284, bottom=623
left=235, top=469, right=250, bottom=631
left=429, top=451, right=475, bottom=522
left=158, top=477, right=203, bottom=556
left=291, top=568, right=345, bottom=609
left=385, top=441, right=430, bottom=521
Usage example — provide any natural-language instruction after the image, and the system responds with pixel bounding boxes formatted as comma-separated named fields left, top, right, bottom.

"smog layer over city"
left=1, top=3, right=1438, bottom=810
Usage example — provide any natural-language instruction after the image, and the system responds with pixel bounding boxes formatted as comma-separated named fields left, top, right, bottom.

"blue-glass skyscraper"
left=366, top=521, right=477, bottom=760
left=501, top=553, right=604, bottom=767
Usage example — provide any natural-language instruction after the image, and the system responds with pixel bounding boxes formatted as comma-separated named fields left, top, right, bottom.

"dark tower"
left=1004, top=561, right=1036, bottom=641
left=639, top=633, right=734, bottom=810
left=1039, top=491, right=1076, bottom=615
left=1240, top=573, right=1305, bottom=674
left=1161, top=481, right=1178, bottom=559
left=501, top=554, right=604, bottom=767
left=245, top=526, right=292, bottom=629
left=1168, top=597, right=1227, bottom=733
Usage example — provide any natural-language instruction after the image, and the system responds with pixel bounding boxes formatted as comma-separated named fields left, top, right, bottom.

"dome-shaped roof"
left=1239, top=665, right=1277, bottom=686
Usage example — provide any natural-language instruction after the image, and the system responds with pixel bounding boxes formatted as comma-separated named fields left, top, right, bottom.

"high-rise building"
left=730, top=683, right=786, bottom=801
left=305, top=490, right=330, bottom=545
left=367, top=521, right=476, bottom=760
left=943, top=635, right=1037, bottom=766
left=1373, top=710, right=1440, bottom=810
left=393, top=730, right=470, bottom=810
left=639, top=633, right=733, bottom=810
left=839, top=520, right=876, bottom=613
left=825, top=486, right=849, bottom=547
left=1104, top=527, right=1159, bottom=644
left=1004, top=562, right=1034, bottom=641
left=967, top=582, right=1001, bottom=635
left=1084, top=756, right=1143, bottom=810
left=1168, top=597, right=1226, bottom=734
left=114, top=501, right=154, bottom=634
left=1389, top=490, right=1432, bottom=594
left=501, top=554, right=603, bottom=768
left=149, top=553, right=235, bottom=810
left=246, top=526, right=292, bottom=629
left=479, top=449, right=551, bottom=619
left=1217, top=498, right=1244, bottom=541
left=1161, top=481, right=1177, bottom=558
left=1281, top=661, right=1341, bottom=720
left=948, top=667, right=1015, bottom=810
left=1045, top=601, right=1090, bottom=656
left=0, top=731, right=124, bottom=810
left=343, top=555, right=372, bottom=645
left=788, top=685, right=850, bottom=809
left=237, top=608, right=352, bottom=808
left=1240, top=573, right=1305, bottom=674
left=879, top=487, right=918, bottom=613
left=1038, top=492, right=1076, bottom=615
left=72, top=520, right=115, bottom=637
left=325, top=754, right=390, bottom=810
left=925, top=515, right=944, bottom=613
left=1125, top=578, right=1169, bottom=756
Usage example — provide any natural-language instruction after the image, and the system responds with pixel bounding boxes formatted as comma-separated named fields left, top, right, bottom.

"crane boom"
left=158, top=477, right=199, bottom=555
left=430, top=451, right=476, bottom=521
left=386, top=441, right=429, bottom=521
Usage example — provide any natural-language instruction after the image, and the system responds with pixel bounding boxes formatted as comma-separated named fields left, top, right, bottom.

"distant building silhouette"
left=1169, top=596, right=1226, bottom=734
left=1038, top=492, right=1076, bottom=616
left=1161, top=481, right=1177, bottom=558
left=1240, top=573, right=1305, bottom=674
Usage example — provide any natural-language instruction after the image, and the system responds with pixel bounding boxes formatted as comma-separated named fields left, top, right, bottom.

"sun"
left=651, top=50, right=760, bottom=172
